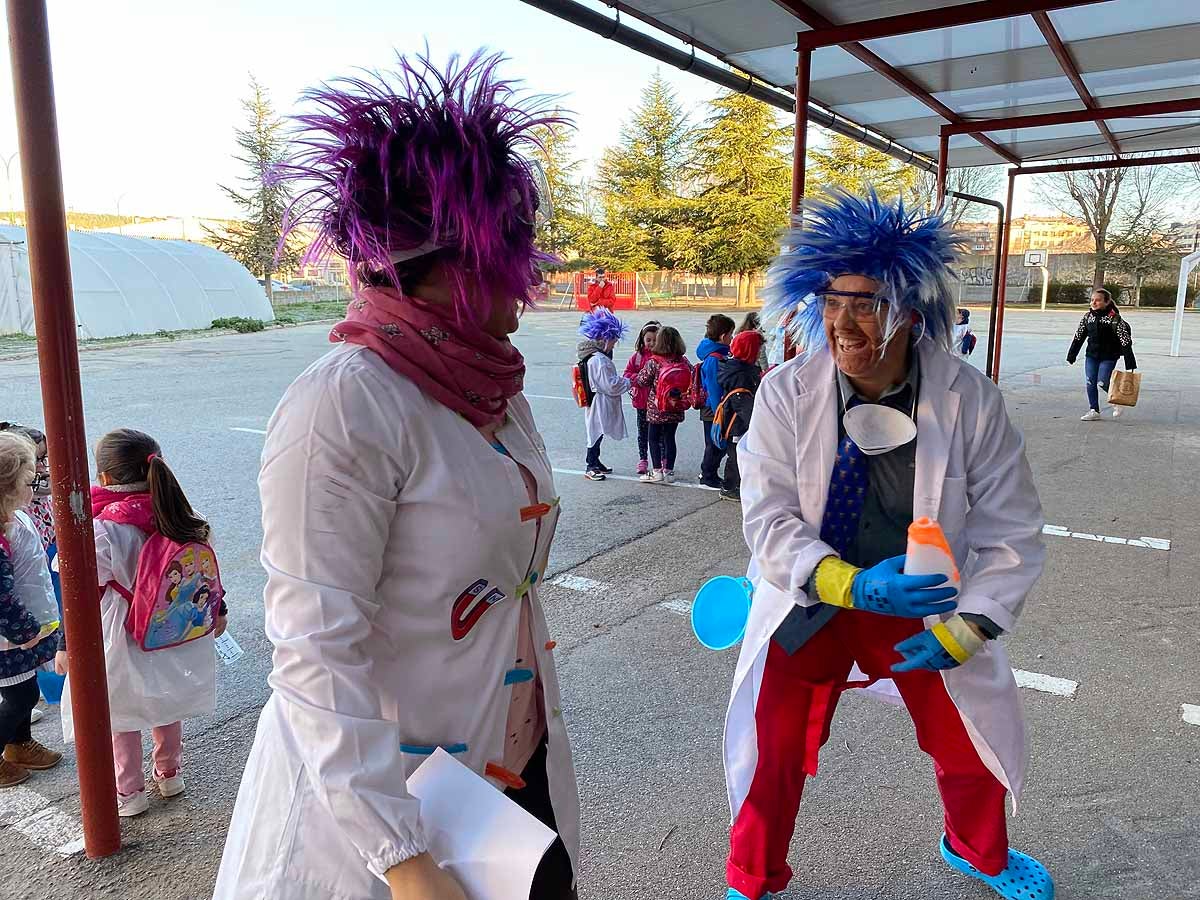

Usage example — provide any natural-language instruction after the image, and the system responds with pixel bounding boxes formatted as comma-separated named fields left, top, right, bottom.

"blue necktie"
left=819, top=429, right=870, bottom=558
left=774, top=400, right=870, bottom=653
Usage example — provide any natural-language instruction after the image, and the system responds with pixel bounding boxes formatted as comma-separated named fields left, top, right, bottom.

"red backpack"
left=108, top=537, right=226, bottom=652
left=572, top=354, right=595, bottom=407
left=689, top=352, right=722, bottom=411
left=655, top=357, right=694, bottom=415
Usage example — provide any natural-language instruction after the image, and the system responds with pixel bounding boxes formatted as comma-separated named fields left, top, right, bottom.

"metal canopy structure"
left=597, top=1, right=1200, bottom=168
left=525, top=0, right=1200, bottom=379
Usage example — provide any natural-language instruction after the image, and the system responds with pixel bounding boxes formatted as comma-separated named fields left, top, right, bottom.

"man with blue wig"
left=721, top=190, right=1053, bottom=900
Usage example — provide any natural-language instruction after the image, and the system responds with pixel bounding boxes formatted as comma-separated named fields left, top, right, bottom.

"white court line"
left=11, top=804, right=84, bottom=856
left=230, top=427, right=267, bottom=435
left=525, top=394, right=573, bottom=401
left=552, top=468, right=719, bottom=492
left=658, top=597, right=693, bottom=616
left=1042, top=524, right=1169, bottom=551
left=1012, top=669, right=1078, bottom=698
left=549, top=574, right=610, bottom=593
left=1182, top=704, right=1200, bottom=727
left=0, top=784, right=49, bottom=826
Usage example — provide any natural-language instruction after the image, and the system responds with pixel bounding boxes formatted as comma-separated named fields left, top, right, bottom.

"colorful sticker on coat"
left=451, top=578, right=508, bottom=641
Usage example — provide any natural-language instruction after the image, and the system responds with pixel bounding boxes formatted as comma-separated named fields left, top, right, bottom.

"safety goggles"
left=819, top=290, right=889, bottom=321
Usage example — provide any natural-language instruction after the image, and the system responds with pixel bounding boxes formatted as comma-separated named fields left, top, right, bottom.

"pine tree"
left=668, top=91, right=792, bottom=305
left=207, top=76, right=303, bottom=304
left=808, top=132, right=917, bottom=201
left=592, top=72, right=692, bottom=269
left=528, top=124, right=588, bottom=262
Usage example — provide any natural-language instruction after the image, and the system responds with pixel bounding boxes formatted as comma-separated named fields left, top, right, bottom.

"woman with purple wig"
left=213, top=52, right=578, bottom=900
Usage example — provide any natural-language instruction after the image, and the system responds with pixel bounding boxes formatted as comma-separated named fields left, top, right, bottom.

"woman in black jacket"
left=1067, top=288, right=1136, bottom=420
left=713, top=330, right=765, bottom=501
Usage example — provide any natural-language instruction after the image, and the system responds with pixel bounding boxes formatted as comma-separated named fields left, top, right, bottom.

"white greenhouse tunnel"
left=0, top=226, right=272, bottom=339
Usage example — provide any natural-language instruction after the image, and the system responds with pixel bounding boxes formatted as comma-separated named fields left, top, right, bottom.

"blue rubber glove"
left=892, top=615, right=985, bottom=672
left=850, top=554, right=958, bottom=618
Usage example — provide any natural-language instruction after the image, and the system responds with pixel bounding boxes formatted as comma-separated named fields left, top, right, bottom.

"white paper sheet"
left=406, top=748, right=557, bottom=900
left=213, top=632, right=245, bottom=666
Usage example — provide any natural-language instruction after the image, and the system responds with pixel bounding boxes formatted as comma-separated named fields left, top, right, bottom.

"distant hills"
left=0, top=211, right=169, bottom=230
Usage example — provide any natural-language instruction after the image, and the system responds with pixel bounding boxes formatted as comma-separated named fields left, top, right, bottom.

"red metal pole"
left=1014, top=151, right=1200, bottom=176
left=6, top=0, right=120, bottom=858
left=783, top=47, right=811, bottom=363
left=940, top=96, right=1200, bottom=136
left=936, top=132, right=949, bottom=206
left=790, top=48, right=811, bottom=216
left=991, top=170, right=1017, bottom=384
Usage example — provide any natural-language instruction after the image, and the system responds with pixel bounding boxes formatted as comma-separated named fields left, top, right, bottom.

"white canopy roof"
left=615, top=1, right=1200, bottom=167
left=0, top=226, right=272, bottom=339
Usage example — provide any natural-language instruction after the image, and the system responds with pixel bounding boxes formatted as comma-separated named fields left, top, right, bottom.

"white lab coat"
left=953, top=323, right=974, bottom=357
left=61, top=518, right=216, bottom=739
left=584, top=352, right=630, bottom=446
left=214, top=343, right=579, bottom=899
left=725, top=342, right=1044, bottom=824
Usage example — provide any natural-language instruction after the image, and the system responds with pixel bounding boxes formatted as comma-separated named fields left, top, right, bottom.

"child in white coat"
left=578, top=308, right=631, bottom=481
left=0, top=431, right=62, bottom=788
left=58, top=428, right=226, bottom=817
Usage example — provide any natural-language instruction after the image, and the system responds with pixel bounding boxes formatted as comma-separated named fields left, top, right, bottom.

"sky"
left=0, top=0, right=1101, bottom=222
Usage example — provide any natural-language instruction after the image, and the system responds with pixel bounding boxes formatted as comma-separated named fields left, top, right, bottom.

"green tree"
left=207, top=76, right=303, bottom=304
left=666, top=91, right=791, bottom=305
left=592, top=71, right=692, bottom=269
left=528, top=123, right=591, bottom=265
left=808, top=132, right=917, bottom=200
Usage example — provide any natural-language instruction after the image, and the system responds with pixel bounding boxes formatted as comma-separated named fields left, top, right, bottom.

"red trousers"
left=727, top=609, right=1009, bottom=899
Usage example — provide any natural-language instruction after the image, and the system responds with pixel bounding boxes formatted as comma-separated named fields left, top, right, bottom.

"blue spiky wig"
left=764, top=189, right=968, bottom=356
left=578, top=307, right=629, bottom=343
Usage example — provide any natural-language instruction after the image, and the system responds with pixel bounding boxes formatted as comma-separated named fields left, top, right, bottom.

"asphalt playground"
left=1, top=305, right=1198, bottom=899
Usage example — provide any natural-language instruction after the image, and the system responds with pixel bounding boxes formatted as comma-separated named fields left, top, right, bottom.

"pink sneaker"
left=636, top=459, right=648, bottom=475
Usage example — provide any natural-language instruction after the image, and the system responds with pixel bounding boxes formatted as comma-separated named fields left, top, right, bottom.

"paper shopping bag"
left=1109, top=369, right=1141, bottom=407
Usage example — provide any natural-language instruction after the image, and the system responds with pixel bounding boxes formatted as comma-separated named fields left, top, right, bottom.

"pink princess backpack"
left=94, top=494, right=225, bottom=652
left=105, top=537, right=225, bottom=651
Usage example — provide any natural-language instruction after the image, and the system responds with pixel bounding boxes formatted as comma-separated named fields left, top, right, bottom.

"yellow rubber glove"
left=812, top=556, right=859, bottom=609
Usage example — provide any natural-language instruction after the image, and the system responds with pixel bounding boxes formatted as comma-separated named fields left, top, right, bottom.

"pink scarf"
left=91, top=485, right=156, bottom=534
left=331, top=287, right=525, bottom=427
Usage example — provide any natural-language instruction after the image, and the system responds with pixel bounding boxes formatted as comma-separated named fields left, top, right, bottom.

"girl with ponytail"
left=58, top=428, right=223, bottom=818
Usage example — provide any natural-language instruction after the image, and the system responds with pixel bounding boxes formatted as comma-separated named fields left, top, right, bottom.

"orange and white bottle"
left=905, top=517, right=960, bottom=597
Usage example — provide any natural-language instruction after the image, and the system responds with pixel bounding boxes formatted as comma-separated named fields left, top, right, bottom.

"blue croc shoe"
left=940, top=835, right=1054, bottom=899
left=726, top=890, right=780, bottom=900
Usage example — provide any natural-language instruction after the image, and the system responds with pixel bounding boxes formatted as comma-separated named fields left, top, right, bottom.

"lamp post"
left=2, top=152, right=17, bottom=223
left=116, top=191, right=130, bottom=234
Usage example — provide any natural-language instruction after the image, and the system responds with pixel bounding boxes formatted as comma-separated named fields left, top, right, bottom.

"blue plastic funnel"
left=691, top=576, right=753, bottom=650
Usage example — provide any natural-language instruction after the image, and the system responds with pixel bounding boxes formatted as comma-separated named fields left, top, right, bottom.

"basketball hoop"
left=1023, top=250, right=1049, bottom=310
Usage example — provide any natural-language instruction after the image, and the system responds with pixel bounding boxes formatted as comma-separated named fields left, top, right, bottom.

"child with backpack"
left=955, top=308, right=976, bottom=357
left=57, top=428, right=226, bottom=816
left=576, top=308, right=632, bottom=481
left=635, top=326, right=690, bottom=484
left=623, top=320, right=660, bottom=475
left=0, top=431, right=62, bottom=788
left=696, top=314, right=735, bottom=489
left=712, top=330, right=766, bottom=503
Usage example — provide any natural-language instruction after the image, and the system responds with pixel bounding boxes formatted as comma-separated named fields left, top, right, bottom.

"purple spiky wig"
left=578, top=307, right=629, bottom=343
left=764, top=189, right=968, bottom=356
left=278, top=49, right=568, bottom=326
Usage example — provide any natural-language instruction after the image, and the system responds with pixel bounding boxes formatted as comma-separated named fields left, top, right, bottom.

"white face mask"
left=842, top=403, right=917, bottom=455
left=839, top=372, right=917, bottom=456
